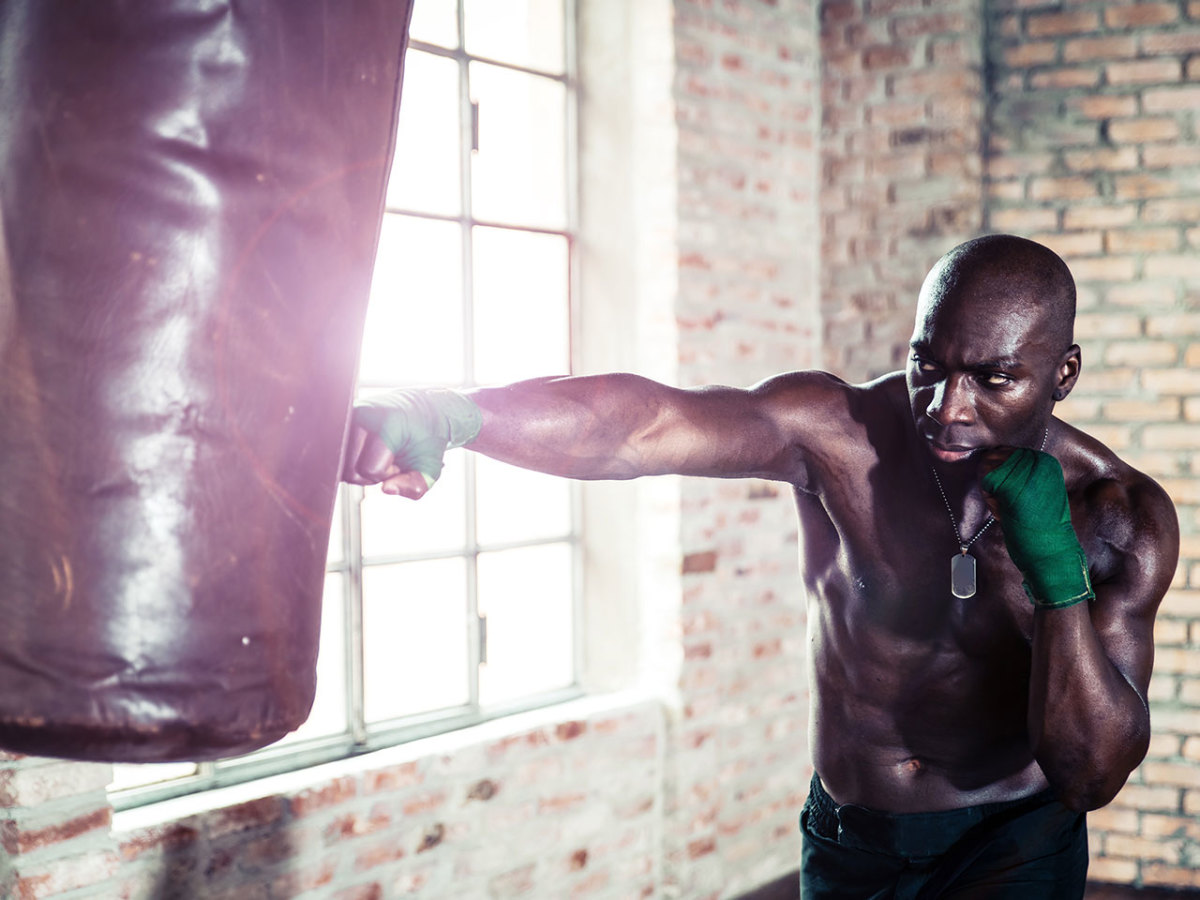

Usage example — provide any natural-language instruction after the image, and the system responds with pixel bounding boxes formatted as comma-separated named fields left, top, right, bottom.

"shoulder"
left=749, top=368, right=906, bottom=423
left=1058, top=420, right=1179, bottom=602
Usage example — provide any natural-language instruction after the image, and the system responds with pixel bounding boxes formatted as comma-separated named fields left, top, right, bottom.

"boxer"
left=344, top=234, right=1178, bottom=898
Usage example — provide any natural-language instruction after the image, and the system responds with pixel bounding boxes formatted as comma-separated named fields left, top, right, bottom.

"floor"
left=1086, top=885, right=1200, bottom=899
left=739, top=875, right=1200, bottom=899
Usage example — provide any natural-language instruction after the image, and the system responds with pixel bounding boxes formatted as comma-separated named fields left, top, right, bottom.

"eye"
left=910, top=355, right=939, bottom=373
left=978, top=372, right=1012, bottom=387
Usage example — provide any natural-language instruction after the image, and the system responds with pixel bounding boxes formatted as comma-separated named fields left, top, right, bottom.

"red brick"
left=893, top=11, right=964, bottom=38
left=3, top=806, right=110, bottom=856
left=1146, top=255, right=1200, bottom=281
left=1063, top=35, right=1138, bottom=63
left=1, top=763, right=112, bottom=807
left=1106, top=3, right=1180, bottom=28
left=1089, top=857, right=1139, bottom=884
left=270, top=859, right=337, bottom=896
left=1032, top=231, right=1101, bottom=257
left=1003, top=42, right=1056, bottom=67
left=1108, top=117, right=1180, bottom=143
left=1030, top=67, right=1099, bottom=89
left=1114, top=174, right=1179, bottom=200
left=990, top=208, right=1057, bottom=232
left=1102, top=398, right=1179, bottom=423
left=863, top=45, right=911, bottom=69
left=1142, top=864, right=1200, bottom=890
left=822, top=0, right=858, bottom=25
left=1029, top=176, right=1097, bottom=201
left=1105, top=228, right=1181, bottom=254
left=354, top=838, right=407, bottom=871
left=1063, top=204, right=1137, bottom=230
left=1144, top=86, right=1200, bottom=112
left=683, top=551, right=718, bottom=573
left=1071, top=95, right=1138, bottom=119
left=1145, top=198, right=1200, bottom=224
left=332, top=884, right=384, bottom=900
left=402, top=790, right=446, bottom=816
left=1146, top=145, right=1200, bottom=168
left=119, top=821, right=201, bottom=861
left=290, top=776, right=358, bottom=817
left=363, top=762, right=423, bottom=793
left=1028, top=9, right=1099, bottom=37
left=204, top=797, right=286, bottom=840
left=1102, top=340, right=1178, bottom=366
left=1144, top=368, right=1200, bottom=394
left=1107, top=58, right=1182, bottom=84
left=1142, top=31, right=1200, bottom=55
left=13, top=849, right=120, bottom=899
left=1068, top=256, right=1136, bottom=283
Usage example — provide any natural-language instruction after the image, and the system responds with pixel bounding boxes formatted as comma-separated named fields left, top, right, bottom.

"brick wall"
left=1, top=702, right=663, bottom=899
left=986, top=0, right=1200, bottom=890
left=819, top=0, right=1200, bottom=891
left=669, top=0, right=818, bottom=895
left=819, top=0, right=986, bottom=382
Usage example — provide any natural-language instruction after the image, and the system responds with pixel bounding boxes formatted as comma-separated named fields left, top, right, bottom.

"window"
left=112, top=0, right=579, bottom=807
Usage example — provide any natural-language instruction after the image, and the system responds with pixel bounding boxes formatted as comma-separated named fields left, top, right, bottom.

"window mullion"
left=347, top=484, right=368, bottom=745
left=457, top=0, right=483, bottom=713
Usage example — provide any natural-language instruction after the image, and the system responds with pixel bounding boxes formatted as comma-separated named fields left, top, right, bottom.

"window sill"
left=111, top=687, right=663, bottom=835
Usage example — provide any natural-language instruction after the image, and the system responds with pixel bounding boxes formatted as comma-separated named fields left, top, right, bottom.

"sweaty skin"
left=345, top=235, right=1179, bottom=814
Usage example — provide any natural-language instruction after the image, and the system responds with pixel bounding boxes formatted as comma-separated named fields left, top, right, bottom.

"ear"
left=1052, top=344, right=1082, bottom=402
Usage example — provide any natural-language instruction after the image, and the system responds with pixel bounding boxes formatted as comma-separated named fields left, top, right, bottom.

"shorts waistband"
left=805, top=772, right=1058, bottom=859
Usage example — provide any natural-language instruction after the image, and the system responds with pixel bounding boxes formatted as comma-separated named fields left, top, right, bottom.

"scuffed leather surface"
left=0, top=1, right=412, bottom=761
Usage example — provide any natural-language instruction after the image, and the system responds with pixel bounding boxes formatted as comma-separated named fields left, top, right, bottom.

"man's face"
left=905, top=271, right=1075, bottom=465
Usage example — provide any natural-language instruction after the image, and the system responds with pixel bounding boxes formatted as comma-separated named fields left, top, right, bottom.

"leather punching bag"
left=0, top=1, right=413, bottom=761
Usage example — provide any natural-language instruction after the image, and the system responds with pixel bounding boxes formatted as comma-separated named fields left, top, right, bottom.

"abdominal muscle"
left=806, top=591, right=1051, bottom=813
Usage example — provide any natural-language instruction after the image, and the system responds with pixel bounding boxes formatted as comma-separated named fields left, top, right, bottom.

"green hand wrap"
left=355, top=389, right=482, bottom=487
left=982, top=448, right=1094, bottom=609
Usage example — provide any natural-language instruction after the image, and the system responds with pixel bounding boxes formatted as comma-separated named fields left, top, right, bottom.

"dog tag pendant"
left=951, top=547, right=976, bottom=599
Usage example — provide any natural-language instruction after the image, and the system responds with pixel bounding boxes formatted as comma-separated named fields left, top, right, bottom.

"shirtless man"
left=343, top=234, right=1179, bottom=898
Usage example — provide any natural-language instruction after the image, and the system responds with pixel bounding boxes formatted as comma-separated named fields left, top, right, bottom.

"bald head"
left=918, top=235, right=1077, bottom=352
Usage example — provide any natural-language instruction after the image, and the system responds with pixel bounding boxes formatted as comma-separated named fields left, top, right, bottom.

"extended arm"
left=985, top=455, right=1179, bottom=810
left=344, top=371, right=837, bottom=496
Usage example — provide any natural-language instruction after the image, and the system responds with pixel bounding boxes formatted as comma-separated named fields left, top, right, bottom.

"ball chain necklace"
left=930, top=428, right=1049, bottom=599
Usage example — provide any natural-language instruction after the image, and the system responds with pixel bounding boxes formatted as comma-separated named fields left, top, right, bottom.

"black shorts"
left=800, top=773, right=1088, bottom=899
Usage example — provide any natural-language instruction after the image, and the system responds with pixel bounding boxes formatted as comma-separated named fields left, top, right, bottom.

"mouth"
left=923, top=435, right=980, bottom=463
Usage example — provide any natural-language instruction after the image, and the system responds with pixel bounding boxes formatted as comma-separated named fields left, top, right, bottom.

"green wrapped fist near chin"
left=353, top=388, right=483, bottom=490
left=982, top=448, right=1095, bottom=610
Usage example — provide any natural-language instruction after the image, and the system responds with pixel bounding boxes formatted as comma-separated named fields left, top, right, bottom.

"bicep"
left=1087, top=481, right=1180, bottom=696
left=639, top=371, right=846, bottom=482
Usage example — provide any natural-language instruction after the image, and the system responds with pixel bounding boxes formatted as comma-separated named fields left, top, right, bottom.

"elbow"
left=1040, top=731, right=1149, bottom=813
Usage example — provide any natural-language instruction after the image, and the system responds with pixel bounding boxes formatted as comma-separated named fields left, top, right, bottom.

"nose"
left=925, top=374, right=974, bottom=427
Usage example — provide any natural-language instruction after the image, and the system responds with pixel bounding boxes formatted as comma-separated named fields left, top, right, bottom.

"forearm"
left=468, top=374, right=666, bottom=479
left=1028, top=604, right=1149, bottom=811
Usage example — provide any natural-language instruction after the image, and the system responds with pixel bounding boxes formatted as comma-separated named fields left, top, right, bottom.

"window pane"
left=473, top=227, right=570, bottom=384
left=272, top=572, right=349, bottom=746
left=388, top=51, right=461, bottom=217
left=470, top=63, right=566, bottom=230
left=476, top=455, right=571, bottom=546
left=478, top=543, right=574, bottom=706
left=363, top=559, right=471, bottom=723
left=359, top=215, right=464, bottom=386
left=464, top=0, right=564, bottom=74
left=409, top=0, right=458, bottom=49
left=360, top=462, right=467, bottom=559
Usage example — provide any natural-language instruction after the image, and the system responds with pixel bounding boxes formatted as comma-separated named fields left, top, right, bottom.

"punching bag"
left=0, top=1, right=413, bottom=761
